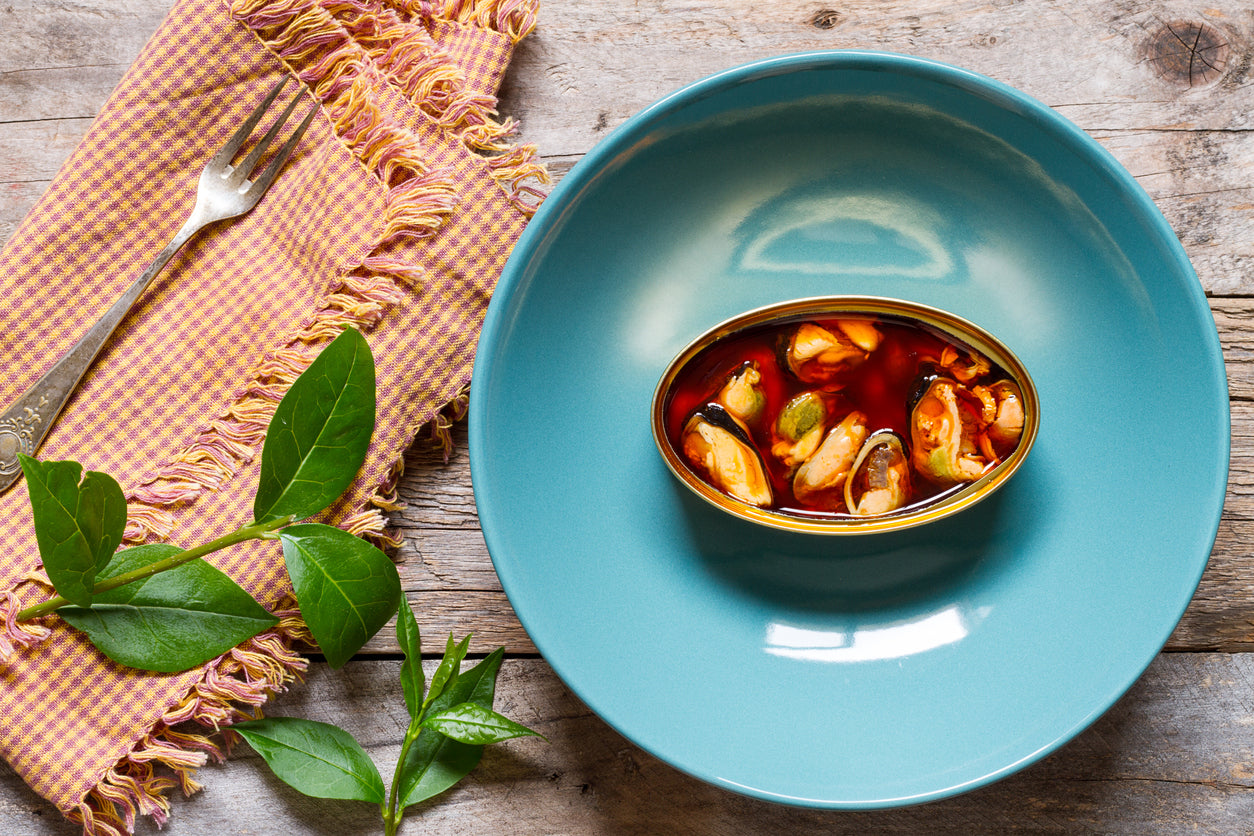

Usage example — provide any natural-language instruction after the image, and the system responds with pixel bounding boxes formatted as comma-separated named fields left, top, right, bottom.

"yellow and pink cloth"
left=0, top=0, right=545, bottom=831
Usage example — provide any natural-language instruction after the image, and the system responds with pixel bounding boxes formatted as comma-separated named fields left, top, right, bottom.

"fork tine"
left=206, top=78, right=289, bottom=172
left=245, top=104, right=316, bottom=197
left=228, top=92, right=303, bottom=186
left=0, top=79, right=316, bottom=490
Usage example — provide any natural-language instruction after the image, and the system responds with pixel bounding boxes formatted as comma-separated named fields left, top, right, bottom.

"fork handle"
left=0, top=215, right=205, bottom=491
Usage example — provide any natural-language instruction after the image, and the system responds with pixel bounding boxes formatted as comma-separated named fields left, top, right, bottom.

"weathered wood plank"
left=0, top=0, right=1251, bottom=831
left=0, top=0, right=1246, bottom=657
left=1096, top=132, right=1254, bottom=296
left=1214, top=298, right=1254, bottom=400
left=4, top=0, right=1254, bottom=294
left=5, top=653, right=1254, bottom=834
left=378, top=389, right=1254, bottom=655
left=0, top=2, right=171, bottom=92
left=498, top=0, right=1254, bottom=295
left=502, top=0, right=1254, bottom=147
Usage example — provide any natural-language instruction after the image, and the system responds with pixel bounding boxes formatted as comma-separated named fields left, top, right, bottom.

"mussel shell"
left=688, top=402, right=753, bottom=447
left=681, top=403, right=774, bottom=507
left=908, top=376, right=989, bottom=485
left=651, top=295, right=1039, bottom=535
left=844, top=429, right=912, bottom=516
left=774, top=331, right=797, bottom=380
left=905, top=362, right=942, bottom=418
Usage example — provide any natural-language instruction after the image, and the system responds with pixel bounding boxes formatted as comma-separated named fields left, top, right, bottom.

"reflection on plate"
left=469, top=52, right=1229, bottom=808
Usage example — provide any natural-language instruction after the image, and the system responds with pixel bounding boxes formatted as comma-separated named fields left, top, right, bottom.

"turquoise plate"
left=469, top=52, right=1229, bottom=807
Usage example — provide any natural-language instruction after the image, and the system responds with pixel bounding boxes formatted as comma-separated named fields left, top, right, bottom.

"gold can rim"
left=650, top=295, right=1041, bottom=535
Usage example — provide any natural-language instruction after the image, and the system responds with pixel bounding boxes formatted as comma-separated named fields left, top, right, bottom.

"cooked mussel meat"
left=782, top=320, right=882, bottom=385
left=716, top=361, right=766, bottom=425
left=909, top=377, right=990, bottom=486
left=681, top=404, right=773, bottom=507
left=978, top=379, right=1024, bottom=455
left=661, top=305, right=1032, bottom=525
left=771, top=391, right=828, bottom=468
left=844, top=430, right=912, bottom=516
left=936, top=344, right=991, bottom=384
left=793, top=410, right=869, bottom=507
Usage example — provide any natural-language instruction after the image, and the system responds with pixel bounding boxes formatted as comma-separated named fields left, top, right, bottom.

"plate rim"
left=469, top=50, right=1231, bottom=809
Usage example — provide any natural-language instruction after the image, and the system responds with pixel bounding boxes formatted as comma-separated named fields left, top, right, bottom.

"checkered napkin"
left=0, top=0, right=544, bottom=831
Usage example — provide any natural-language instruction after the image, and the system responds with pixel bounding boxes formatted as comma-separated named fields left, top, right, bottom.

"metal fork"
left=0, top=78, right=317, bottom=492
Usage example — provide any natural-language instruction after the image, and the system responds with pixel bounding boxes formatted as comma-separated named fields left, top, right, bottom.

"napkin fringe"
left=338, top=453, right=407, bottom=549
left=424, top=380, right=470, bottom=461
left=69, top=604, right=312, bottom=836
left=303, top=0, right=550, bottom=214
left=36, top=3, right=543, bottom=829
left=0, top=589, right=52, bottom=657
left=0, top=0, right=513, bottom=662
left=417, top=0, right=551, bottom=214
left=124, top=254, right=428, bottom=541
left=125, top=1, right=477, bottom=538
left=421, top=0, right=537, bottom=41
left=122, top=0, right=545, bottom=535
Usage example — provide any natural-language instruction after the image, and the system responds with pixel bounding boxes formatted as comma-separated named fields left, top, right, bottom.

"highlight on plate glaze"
left=651, top=297, right=1039, bottom=534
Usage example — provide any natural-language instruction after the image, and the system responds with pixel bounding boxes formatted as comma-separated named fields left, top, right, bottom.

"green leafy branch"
left=15, top=327, right=389, bottom=670
left=12, top=327, right=541, bottom=827
left=235, top=603, right=543, bottom=836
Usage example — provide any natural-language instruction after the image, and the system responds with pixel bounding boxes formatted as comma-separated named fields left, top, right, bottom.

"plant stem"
left=15, top=515, right=294, bottom=621
left=384, top=716, right=423, bottom=836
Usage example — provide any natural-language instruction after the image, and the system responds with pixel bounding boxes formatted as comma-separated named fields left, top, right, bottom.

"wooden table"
left=3, top=0, right=1252, bottom=832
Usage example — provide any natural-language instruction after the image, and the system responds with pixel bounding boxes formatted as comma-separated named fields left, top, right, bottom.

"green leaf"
left=19, top=456, right=126, bottom=607
left=396, top=597, right=424, bottom=719
left=233, top=717, right=385, bottom=803
left=58, top=544, right=279, bottom=673
left=253, top=328, right=376, bottom=523
left=423, top=633, right=470, bottom=713
left=422, top=702, right=543, bottom=745
left=398, top=649, right=504, bottom=809
left=279, top=523, right=400, bottom=668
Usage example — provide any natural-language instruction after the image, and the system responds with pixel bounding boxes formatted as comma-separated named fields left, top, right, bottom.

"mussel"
left=909, top=376, right=990, bottom=486
left=844, top=430, right=912, bottom=516
left=681, top=404, right=773, bottom=507
left=935, top=344, right=991, bottom=384
left=977, top=379, right=1024, bottom=456
left=771, top=391, right=828, bottom=468
left=781, top=320, right=882, bottom=385
left=792, top=410, right=869, bottom=507
left=653, top=297, right=1038, bottom=534
left=716, top=361, right=766, bottom=425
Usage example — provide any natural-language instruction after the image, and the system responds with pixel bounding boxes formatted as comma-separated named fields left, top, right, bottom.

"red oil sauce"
left=663, top=314, right=1002, bottom=518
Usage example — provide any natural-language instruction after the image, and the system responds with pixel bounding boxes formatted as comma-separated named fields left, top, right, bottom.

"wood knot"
left=809, top=9, right=844, bottom=29
left=1147, top=20, right=1229, bottom=86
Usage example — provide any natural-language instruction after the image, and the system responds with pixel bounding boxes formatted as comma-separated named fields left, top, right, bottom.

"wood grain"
left=5, top=654, right=1254, bottom=834
left=5, top=1, right=1254, bottom=294
left=497, top=0, right=1254, bottom=296
left=3, top=0, right=1254, bottom=832
left=383, top=393, right=1254, bottom=655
